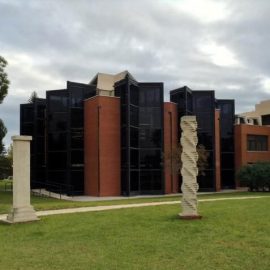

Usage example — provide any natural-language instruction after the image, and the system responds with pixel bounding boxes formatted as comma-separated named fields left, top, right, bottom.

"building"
left=20, top=71, right=236, bottom=196
left=170, top=86, right=235, bottom=191
left=235, top=100, right=270, bottom=186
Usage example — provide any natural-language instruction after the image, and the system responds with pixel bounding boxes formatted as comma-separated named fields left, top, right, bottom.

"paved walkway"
left=0, top=196, right=267, bottom=221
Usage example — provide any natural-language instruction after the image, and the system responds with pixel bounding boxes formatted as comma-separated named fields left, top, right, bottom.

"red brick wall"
left=164, top=102, right=179, bottom=193
left=234, top=124, right=270, bottom=186
left=84, top=96, right=121, bottom=196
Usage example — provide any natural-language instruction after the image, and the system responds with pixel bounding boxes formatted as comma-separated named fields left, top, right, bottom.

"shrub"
left=237, top=162, right=270, bottom=191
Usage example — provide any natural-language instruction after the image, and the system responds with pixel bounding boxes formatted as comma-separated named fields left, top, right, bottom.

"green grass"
left=0, top=197, right=269, bottom=270
left=1, top=182, right=270, bottom=214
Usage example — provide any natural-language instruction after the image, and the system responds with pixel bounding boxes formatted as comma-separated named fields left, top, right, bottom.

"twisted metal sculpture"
left=179, top=116, right=201, bottom=219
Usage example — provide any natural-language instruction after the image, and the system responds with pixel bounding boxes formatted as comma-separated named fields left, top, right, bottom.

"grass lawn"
left=0, top=197, right=269, bottom=270
left=1, top=184, right=270, bottom=214
left=0, top=177, right=270, bottom=214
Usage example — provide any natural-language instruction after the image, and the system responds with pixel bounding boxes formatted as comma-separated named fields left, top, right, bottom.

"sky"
left=0, top=0, right=270, bottom=146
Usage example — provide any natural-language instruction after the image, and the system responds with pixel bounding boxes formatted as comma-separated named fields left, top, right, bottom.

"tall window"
left=247, top=135, right=268, bottom=151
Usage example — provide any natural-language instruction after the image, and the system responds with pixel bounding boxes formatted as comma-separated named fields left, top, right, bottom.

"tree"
left=164, top=143, right=209, bottom=176
left=0, top=119, right=7, bottom=154
left=0, top=56, right=9, bottom=155
left=0, top=143, right=13, bottom=180
left=7, top=143, right=13, bottom=162
left=0, top=56, right=10, bottom=104
left=28, top=91, right=38, bottom=103
left=0, top=154, right=12, bottom=180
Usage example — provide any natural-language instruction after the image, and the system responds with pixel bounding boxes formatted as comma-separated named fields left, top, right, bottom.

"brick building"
left=235, top=100, right=270, bottom=186
left=20, top=71, right=236, bottom=196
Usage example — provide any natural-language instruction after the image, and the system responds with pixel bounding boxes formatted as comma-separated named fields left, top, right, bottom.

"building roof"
left=89, top=70, right=136, bottom=93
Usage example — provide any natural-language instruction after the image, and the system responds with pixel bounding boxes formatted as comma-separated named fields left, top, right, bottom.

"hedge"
left=237, top=162, right=270, bottom=191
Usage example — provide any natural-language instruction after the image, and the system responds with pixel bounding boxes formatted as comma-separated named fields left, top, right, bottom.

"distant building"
left=20, top=71, right=236, bottom=196
left=235, top=100, right=270, bottom=185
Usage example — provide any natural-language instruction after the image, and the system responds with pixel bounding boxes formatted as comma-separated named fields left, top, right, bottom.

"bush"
left=237, top=162, right=270, bottom=191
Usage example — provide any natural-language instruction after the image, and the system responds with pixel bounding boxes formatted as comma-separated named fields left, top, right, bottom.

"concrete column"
left=179, top=116, right=202, bottom=220
left=5, top=136, right=39, bottom=223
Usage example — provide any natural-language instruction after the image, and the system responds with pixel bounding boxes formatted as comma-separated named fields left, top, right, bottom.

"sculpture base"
left=179, top=213, right=202, bottom=220
left=2, top=206, right=39, bottom=224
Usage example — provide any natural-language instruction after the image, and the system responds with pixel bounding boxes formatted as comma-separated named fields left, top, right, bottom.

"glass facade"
left=115, top=76, right=164, bottom=195
left=17, top=82, right=96, bottom=195
left=217, top=100, right=235, bottom=189
left=20, top=98, right=46, bottom=188
left=170, top=88, right=235, bottom=191
left=46, top=82, right=96, bottom=194
left=193, top=91, right=216, bottom=190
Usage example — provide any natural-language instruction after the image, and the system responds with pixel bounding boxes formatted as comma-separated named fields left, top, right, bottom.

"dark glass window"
left=121, top=170, right=128, bottom=194
left=139, top=129, right=161, bottom=148
left=221, top=170, right=235, bottom=189
left=36, top=154, right=45, bottom=167
left=130, top=149, right=139, bottom=169
left=48, top=133, right=67, bottom=151
left=140, top=170, right=162, bottom=192
left=37, top=120, right=45, bottom=135
left=130, top=105, right=138, bottom=126
left=115, top=83, right=127, bottom=102
left=171, top=91, right=185, bottom=108
left=49, top=94, right=68, bottom=112
left=152, top=171, right=162, bottom=190
left=84, top=88, right=96, bottom=99
left=48, top=171, right=66, bottom=184
left=198, top=131, right=213, bottom=150
left=152, top=108, right=161, bottom=128
left=130, top=84, right=139, bottom=106
left=187, top=92, right=193, bottom=113
left=139, top=108, right=161, bottom=128
left=262, top=114, right=270, bottom=125
left=140, top=171, right=152, bottom=191
left=130, top=171, right=139, bottom=192
left=48, top=152, right=67, bottom=169
left=71, top=108, right=83, bottom=128
left=70, top=89, right=84, bottom=107
left=194, top=95, right=212, bottom=111
left=22, top=107, right=34, bottom=122
left=196, top=112, right=212, bottom=130
left=21, top=123, right=33, bottom=135
left=71, top=170, right=84, bottom=191
left=205, top=150, right=214, bottom=169
left=247, top=135, right=268, bottom=151
left=139, top=108, right=151, bottom=126
left=71, top=150, right=84, bottom=165
left=48, top=113, right=67, bottom=132
left=221, top=153, right=234, bottom=169
left=121, top=127, right=127, bottom=148
left=71, top=132, right=83, bottom=149
left=37, top=106, right=45, bottom=118
left=221, top=137, right=234, bottom=152
left=121, top=149, right=128, bottom=168
left=197, top=170, right=214, bottom=190
left=140, top=150, right=161, bottom=169
left=139, top=87, right=160, bottom=107
left=35, top=170, right=46, bottom=181
left=121, top=105, right=127, bottom=125
left=36, top=137, right=45, bottom=153
left=130, top=127, right=139, bottom=148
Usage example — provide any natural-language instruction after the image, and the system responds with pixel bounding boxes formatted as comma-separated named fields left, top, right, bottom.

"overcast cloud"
left=0, top=0, right=270, bottom=146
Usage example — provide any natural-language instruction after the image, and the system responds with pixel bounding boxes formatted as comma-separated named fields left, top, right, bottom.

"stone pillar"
left=5, top=136, right=39, bottom=223
left=179, top=116, right=201, bottom=219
